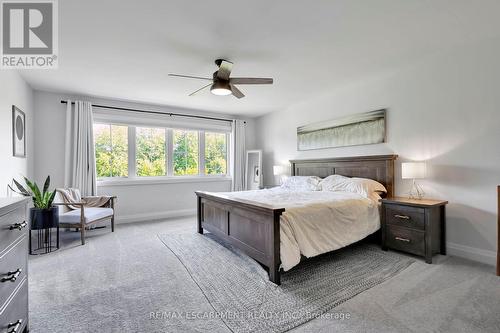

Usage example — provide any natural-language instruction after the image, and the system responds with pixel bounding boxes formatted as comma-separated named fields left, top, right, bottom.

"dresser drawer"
left=0, top=237, right=27, bottom=311
left=385, top=205, right=425, bottom=230
left=0, top=277, right=28, bottom=333
left=0, top=207, right=27, bottom=256
left=386, top=225, right=425, bottom=256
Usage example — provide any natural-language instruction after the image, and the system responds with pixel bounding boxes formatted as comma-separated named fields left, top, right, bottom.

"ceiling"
left=20, top=0, right=500, bottom=117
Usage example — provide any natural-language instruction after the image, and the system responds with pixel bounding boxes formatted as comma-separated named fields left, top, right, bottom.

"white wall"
left=33, top=91, right=256, bottom=223
left=255, top=39, right=500, bottom=266
left=0, top=71, right=34, bottom=193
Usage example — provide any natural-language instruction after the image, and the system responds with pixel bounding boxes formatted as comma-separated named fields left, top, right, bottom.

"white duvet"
left=223, top=188, right=381, bottom=271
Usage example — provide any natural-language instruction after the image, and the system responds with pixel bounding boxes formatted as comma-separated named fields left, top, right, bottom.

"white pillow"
left=320, top=175, right=386, bottom=200
left=281, top=176, right=322, bottom=191
left=319, top=174, right=349, bottom=192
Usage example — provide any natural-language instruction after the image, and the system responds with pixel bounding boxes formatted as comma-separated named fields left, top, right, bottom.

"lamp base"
left=408, top=179, right=425, bottom=200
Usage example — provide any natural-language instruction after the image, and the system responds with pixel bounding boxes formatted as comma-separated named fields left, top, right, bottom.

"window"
left=205, top=132, right=227, bottom=175
left=93, top=124, right=128, bottom=178
left=173, top=130, right=199, bottom=176
left=93, top=123, right=229, bottom=180
left=136, top=127, right=166, bottom=177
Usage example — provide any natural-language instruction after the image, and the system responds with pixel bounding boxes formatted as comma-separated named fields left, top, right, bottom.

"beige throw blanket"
left=56, top=188, right=111, bottom=210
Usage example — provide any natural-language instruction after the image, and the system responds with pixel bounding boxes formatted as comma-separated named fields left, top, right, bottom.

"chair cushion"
left=59, top=207, right=114, bottom=224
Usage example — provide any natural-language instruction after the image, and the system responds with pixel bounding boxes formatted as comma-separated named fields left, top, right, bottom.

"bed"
left=195, top=154, right=397, bottom=285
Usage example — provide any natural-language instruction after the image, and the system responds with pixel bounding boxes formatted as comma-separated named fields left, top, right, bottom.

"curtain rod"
left=60, top=100, right=236, bottom=123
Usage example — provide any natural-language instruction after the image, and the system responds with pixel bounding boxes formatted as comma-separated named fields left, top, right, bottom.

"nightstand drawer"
left=386, top=225, right=425, bottom=256
left=385, top=205, right=425, bottom=230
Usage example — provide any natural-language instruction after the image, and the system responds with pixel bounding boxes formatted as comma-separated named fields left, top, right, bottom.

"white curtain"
left=232, top=119, right=246, bottom=191
left=64, top=100, right=97, bottom=196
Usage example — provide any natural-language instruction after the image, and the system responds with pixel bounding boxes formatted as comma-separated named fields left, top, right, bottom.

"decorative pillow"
left=320, top=175, right=386, bottom=199
left=281, top=176, right=322, bottom=191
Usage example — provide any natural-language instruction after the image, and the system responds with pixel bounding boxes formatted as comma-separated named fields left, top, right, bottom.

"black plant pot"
left=30, top=206, right=59, bottom=230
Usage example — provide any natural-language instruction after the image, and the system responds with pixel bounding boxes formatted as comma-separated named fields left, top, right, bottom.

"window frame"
left=203, top=130, right=230, bottom=176
left=135, top=126, right=167, bottom=178
left=93, top=122, right=130, bottom=179
left=171, top=128, right=201, bottom=177
left=93, top=122, right=231, bottom=184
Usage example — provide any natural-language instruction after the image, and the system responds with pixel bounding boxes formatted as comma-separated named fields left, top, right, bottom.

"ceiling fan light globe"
left=210, top=82, right=232, bottom=96
left=211, top=88, right=232, bottom=96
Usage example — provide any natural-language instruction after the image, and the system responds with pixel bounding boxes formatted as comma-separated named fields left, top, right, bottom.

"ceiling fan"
left=168, top=59, right=273, bottom=99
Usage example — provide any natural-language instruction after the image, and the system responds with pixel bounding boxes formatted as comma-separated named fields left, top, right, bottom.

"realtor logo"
left=1, top=0, right=58, bottom=68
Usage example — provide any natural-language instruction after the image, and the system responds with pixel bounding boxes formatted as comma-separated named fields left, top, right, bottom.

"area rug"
left=158, top=233, right=414, bottom=333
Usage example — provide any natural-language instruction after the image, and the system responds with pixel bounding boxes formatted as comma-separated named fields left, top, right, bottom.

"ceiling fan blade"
left=230, top=77, right=273, bottom=85
left=189, top=83, right=212, bottom=96
left=230, top=84, right=245, bottom=99
left=169, top=74, right=212, bottom=81
left=216, top=60, right=233, bottom=81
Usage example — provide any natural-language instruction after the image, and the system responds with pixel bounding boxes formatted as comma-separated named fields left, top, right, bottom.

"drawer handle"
left=395, top=237, right=411, bottom=243
left=394, top=214, right=411, bottom=220
left=1, top=268, right=22, bottom=282
left=8, top=319, right=22, bottom=333
left=9, top=221, right=27, bottom=230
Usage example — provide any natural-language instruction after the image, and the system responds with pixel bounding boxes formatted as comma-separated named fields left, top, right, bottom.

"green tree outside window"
left=136, top=127, right=166, bottom=177
left=173, top=130, right=199, bottom=175
left=93, top=124, right=128, bottom=178
left=205, top=132, right=227, bottom=175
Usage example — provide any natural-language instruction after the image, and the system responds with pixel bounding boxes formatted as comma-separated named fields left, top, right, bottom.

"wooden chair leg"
left=80, top=205, right=85, bottom=245
left=110, top=198, right=115, bottom=233
left=80, top=224, right=85, bottom=245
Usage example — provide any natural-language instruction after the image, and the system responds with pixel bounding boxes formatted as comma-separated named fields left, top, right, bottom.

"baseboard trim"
left=447, top=242, right=496, bottom=266
left=116, top=209, right=196, bottom=224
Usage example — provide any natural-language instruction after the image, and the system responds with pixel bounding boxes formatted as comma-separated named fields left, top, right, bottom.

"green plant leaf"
left=47, top=190, right=56, bottom=207
left=24, top=177, right=42, bottom=207
left=43, top=175, right=50, bottom=195
left=13, top=179, right=30, bottom=196
left=23, top=177, right=36, bottom=193
left=42, top=191, right=49, bottom=206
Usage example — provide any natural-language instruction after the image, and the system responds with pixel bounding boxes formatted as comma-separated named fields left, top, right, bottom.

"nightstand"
left=380, top=197, right=448, bottom=263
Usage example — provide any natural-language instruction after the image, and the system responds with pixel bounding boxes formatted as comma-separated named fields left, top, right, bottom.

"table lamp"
left=401, top=162, right=426, bottom=199
left=273, top=165, right=286, bottom=185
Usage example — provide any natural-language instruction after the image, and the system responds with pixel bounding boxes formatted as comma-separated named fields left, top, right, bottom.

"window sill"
left=97, top=176, right=232, bottom=187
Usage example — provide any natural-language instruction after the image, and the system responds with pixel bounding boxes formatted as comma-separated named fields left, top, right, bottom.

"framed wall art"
left=12, top=105, right=26, bottom=158
left=297, top=109, right=386, bottom=151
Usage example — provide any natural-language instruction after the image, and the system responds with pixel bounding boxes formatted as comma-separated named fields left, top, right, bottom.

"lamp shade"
left=402, top=162, right=426, bottom=179
left=273, top=165, right=286, bottom=176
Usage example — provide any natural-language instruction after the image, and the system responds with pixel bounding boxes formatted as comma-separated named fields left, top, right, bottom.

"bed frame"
left=195, top=154, right=397, bottom=285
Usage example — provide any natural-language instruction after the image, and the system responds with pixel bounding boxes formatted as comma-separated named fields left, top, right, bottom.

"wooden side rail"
left=195, top=191, right=285, bottom=285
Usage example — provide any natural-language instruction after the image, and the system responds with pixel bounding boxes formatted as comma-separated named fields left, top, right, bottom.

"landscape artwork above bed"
left=297, top=109, right=386, bottom=150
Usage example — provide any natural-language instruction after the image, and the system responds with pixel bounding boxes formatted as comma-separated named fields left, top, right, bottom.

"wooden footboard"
left=195, top=191, right=285, bottom=285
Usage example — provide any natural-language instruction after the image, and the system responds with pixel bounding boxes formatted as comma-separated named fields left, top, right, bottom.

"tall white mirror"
left=245, top=150, right=262, bottom=190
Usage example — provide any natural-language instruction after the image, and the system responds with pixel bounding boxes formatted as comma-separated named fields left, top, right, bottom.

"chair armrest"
left=82, top=195, right=116, bottom=208
left=53, top=202, right=84, bottom=207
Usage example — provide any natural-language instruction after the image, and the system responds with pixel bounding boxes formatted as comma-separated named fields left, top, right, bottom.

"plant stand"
left=29, top=225, right=59, bottom=255
left=29, top=206, right=60, bottom=255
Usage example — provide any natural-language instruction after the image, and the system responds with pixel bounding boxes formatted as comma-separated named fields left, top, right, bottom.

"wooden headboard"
left=290, top=154, right=398, bottom=197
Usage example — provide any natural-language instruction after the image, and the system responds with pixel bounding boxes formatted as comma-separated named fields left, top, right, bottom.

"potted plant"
left=9, top=176, right=59, bottom=229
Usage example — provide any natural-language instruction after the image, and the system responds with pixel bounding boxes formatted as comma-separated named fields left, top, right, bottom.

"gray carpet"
left=158, top=233, right=414, bottom=333
left=28, top=218, right=500, bottom=333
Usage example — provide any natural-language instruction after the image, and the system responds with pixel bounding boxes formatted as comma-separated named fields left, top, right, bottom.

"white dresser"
left=0, top=198, right=29, bottom=333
